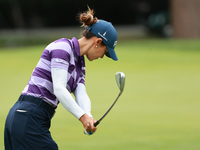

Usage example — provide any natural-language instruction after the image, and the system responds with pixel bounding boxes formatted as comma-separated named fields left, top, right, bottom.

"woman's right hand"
left=79, top=113, right=97, bottom=134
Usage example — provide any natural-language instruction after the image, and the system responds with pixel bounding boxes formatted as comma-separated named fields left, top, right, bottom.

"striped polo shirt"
left=22, top=37, right=85, bottom=108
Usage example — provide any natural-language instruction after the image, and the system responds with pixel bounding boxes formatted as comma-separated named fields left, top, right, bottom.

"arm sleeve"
left=74, top=83, right=93, bottom=118
left=51, top=68, right=86, bottom=119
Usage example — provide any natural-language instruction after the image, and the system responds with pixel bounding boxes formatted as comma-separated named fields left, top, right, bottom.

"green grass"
left=0, top=39, right=200, bottom=150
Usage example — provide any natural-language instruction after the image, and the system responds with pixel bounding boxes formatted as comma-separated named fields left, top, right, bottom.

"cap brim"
left=107, top=47, right=118, bottom=61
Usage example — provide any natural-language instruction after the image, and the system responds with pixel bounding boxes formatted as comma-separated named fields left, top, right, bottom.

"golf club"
left=84, top=72, right=125, bottom=135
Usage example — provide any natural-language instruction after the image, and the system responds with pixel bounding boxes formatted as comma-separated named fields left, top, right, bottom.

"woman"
left=4, top=7, right=118, bottom=150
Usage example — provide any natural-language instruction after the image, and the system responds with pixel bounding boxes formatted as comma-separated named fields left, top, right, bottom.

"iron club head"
left=115, top=72, right=125, bottom=92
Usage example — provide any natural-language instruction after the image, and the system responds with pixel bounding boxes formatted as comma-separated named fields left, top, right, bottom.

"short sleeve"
left=50, top=41, right=72, bottom=71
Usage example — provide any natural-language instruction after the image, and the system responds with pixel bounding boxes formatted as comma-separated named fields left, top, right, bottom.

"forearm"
left=74, top=83, right=92, bottom=118
left=51, top=68, right=85, bottom=119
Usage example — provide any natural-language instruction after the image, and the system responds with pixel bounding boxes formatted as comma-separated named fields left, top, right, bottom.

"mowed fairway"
left=0, top=39, right=200, bottom=150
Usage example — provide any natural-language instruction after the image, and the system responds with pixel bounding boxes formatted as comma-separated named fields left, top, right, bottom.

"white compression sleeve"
left=51, top=68, right=85, bottom=119
left=74, top=83, right=92, bottom=118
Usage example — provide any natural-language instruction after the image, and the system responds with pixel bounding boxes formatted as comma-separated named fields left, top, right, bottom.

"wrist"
left=79, top=113, right=87, bottom=123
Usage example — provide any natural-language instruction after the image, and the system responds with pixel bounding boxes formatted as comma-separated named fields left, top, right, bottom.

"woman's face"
left=86, top=42, right=108, bottom=61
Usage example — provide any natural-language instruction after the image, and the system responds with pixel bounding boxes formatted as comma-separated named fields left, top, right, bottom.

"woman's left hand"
left=79, top=113, right=97, bottom=134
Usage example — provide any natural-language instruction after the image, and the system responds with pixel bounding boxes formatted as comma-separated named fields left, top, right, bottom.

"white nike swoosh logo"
left=16, top=109, right=27, bottom=112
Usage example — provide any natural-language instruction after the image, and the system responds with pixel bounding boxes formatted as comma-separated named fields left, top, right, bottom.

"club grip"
left=94, top=120, right=100, bottom=127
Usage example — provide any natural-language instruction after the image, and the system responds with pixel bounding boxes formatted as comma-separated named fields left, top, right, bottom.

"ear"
left=94, top=38, right=102, bottom=46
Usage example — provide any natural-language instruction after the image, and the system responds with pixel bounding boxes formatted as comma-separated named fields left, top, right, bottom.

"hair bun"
left=80, top=13, right=94, bottom=26
left=78, top=6, right=98, bottom=27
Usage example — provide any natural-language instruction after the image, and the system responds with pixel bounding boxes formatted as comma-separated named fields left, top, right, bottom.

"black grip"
left=94, top=121, right=100, bottom=127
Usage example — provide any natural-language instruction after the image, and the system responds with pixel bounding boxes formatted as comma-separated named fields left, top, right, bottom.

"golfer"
left=4, top=7, right=118, bottom=150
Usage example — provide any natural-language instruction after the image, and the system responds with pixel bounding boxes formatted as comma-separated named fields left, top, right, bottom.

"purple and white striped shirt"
left=22, top=37, right=86, bottom=108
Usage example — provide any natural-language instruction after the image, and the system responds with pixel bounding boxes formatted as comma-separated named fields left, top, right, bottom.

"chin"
left=86, top=55, right=93, bottom=61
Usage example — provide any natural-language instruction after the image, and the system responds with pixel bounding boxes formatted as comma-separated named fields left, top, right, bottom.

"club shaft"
left=94, top=91, right=122, bottom=127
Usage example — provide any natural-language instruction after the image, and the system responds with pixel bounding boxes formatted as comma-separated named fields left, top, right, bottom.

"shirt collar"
left=72, top=37, right=80, bottom=56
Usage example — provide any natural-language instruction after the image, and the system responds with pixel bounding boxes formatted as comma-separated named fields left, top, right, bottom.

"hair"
left=78, top=6, right=106, bottom=46
left=79, top=6, right=98, bottom=27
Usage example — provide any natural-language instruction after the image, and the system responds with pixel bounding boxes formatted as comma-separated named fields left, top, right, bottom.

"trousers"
left=4, top=95, right=58, bottom=150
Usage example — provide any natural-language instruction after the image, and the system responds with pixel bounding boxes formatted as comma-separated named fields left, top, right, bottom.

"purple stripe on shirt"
left=72, top=37, right=80, bottom=56
left=67, top=76, right=77, bottom=92
left=79, top=79, right=85, bottom=84
left=67, top=76, right=74, bottom=88
left=50, top=49, right=70, bottom=62
left=32, top=67, right=52, bottom=82
left=41, top=49, right=51, bottom=61
left=27, top=84, right=40, bottom=94
left=68, top=65, right=75, bottom=74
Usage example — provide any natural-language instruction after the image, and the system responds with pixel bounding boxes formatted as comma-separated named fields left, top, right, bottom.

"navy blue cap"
left=87, top=20, right=118, bottom=61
